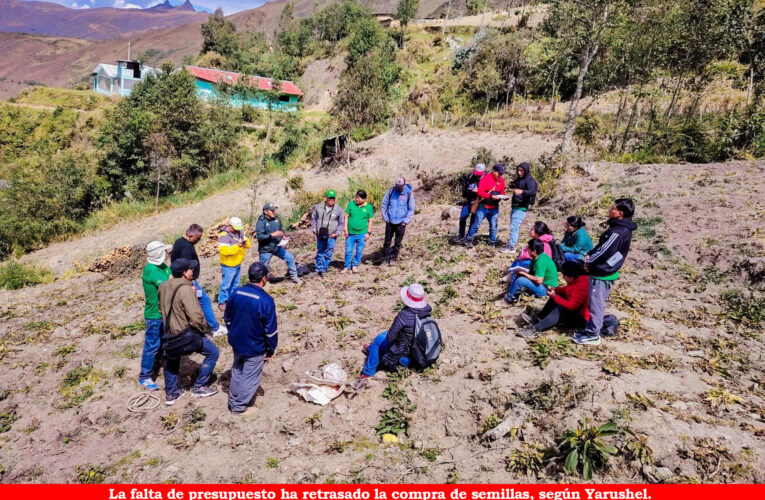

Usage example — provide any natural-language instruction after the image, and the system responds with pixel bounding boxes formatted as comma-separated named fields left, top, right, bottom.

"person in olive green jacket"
left=139, top=241, right=172, bottom=391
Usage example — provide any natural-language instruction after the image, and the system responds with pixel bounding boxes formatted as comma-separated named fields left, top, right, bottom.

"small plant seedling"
left=161, top=413, right=179, bottom=430
left=505, top=443, right=546, bottom=476
left=266, top=457, right=279, bottom=468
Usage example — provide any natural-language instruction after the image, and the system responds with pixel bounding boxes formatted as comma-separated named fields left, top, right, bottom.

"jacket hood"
left=538, top=234, right=554, bottom=243
left=609, top=217, right=637, bottom=231
left=517, top=162, right=531, bottom=178
left=409, top=304, right=433, bottom=317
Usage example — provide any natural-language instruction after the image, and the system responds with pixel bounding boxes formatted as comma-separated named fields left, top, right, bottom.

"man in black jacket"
left=500, top=162, right=538, bottom=254
left=453, top=163, right=486, bottom=243
left=256, top=203, right=301, bottom=284
left=171, top=224, right=227, bottom=337
left=574, top=198, right=637, bottom=345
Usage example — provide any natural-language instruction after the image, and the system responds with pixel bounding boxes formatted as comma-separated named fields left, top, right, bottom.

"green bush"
left=0, top=262, right=53, bottom=290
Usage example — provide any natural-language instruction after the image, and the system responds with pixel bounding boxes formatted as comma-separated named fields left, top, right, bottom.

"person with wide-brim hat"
left=139, top=240, right=172, bottom=391
left=359, top=283, right=432, bottom=379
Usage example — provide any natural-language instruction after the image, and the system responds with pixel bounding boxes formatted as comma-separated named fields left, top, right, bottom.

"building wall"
left=193, top=79, right=299, bottom=111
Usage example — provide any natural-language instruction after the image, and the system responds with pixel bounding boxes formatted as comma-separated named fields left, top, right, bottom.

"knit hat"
left=400, top=283, right=428, bottom=309
left=146, top=241, right=171, bottom=266
left=229, top=216, right=244, bottom=230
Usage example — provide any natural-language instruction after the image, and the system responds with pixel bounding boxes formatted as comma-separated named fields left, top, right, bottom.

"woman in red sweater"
left=517, top=261, right=589, bottom=338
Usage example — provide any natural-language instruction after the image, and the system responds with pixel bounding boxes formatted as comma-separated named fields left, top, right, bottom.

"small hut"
left=321, top=135, right=350, bottom=165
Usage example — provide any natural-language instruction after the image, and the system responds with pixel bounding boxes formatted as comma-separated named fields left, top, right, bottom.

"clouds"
left=19, top=0, right=264, bottom=14
left=112, top=0, right=141, bottom=8
left=70, top=1, right=90, bottom=7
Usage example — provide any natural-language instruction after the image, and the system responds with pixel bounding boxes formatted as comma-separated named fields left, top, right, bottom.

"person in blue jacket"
left=224, top=262, right=277, bottom=416
left=381, top=177, right=415, bottom=264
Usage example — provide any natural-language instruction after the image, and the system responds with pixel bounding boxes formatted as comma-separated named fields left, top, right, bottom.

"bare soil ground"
left=1, top=138, right=763, bottom=483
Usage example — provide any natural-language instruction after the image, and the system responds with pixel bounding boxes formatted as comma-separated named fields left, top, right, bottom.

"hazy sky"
left=24, top=0, right=268, bottom=15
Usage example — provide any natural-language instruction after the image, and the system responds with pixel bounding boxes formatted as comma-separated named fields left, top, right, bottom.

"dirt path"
left=23, top=129, right=557, bottom=274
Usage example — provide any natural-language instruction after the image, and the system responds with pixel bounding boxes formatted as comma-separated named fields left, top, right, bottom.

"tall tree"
left=395, top=0, right=420, bottom=48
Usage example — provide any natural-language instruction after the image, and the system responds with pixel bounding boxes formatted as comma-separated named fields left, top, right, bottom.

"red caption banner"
left=0, top=484, right=763, bottom=500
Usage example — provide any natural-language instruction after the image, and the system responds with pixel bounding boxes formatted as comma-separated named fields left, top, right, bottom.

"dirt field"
left=1, top=139, right=763, bottom=483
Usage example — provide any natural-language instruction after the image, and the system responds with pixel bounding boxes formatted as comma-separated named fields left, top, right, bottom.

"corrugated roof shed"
left=185, top=66, right=303, bottom=97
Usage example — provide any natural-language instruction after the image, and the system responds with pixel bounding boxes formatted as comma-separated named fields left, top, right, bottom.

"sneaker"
left=165, top=390, right=186, bottom=406
left=191, top=385, right=219, bottom=398
left=139, top=379, right=158, bottom=391
left=573, top=332, right=601, bottom=345
left=317, top=271, right=325, bottom=278
left=231, top=406, right=257, bottom=417
left=351, top=267, right=357, bottom=274
left=358, top=373, right=372, bottom=380
left=499, top=245, right=516, bottom=254
left=290, top=275, right=302, bottom=285
left=504, top=295, right=520, bottom=305
left=499, top=274, right=513, bottom=283
left=340, top=268, right=349, bottom=274
left=519, top=313, right=535, bottom=326
left=451, top=236, right=464, bottom=244
left=212, top=324, right=228, bottom=338
left=517, top=328, right=538, bottom=339
left=463, top=240, right=474, bottom=249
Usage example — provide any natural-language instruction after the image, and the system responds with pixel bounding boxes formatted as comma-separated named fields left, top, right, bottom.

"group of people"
left=138, top=163, right=636, bottom=408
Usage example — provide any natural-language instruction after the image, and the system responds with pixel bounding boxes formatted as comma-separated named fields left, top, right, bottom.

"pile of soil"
left=88, top=245, right=145, bottom=278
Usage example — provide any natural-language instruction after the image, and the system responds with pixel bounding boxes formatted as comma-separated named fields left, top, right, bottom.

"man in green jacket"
left=140, top=240, right=172, bottom=391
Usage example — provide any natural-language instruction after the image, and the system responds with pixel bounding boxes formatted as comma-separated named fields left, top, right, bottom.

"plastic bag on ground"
left=289, top=363, right=349, bottom=406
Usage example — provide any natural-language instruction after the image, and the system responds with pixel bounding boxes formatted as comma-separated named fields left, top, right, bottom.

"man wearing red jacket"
left=517, top=261, right=589, bottom=338
left=463, top=164, right=507, bottom=248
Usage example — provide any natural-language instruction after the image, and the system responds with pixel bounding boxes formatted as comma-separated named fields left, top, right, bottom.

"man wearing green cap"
left=256, top=203, right=301, bottom=284
left=311, top=190, right=345, bottom=277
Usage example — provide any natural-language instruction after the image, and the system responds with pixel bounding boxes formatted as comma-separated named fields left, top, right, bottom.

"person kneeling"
left=504, top=238, right=558, bottom=304
left=517, top=261, right=588, bottom=339
left=359, top=283, right=431, bottom=378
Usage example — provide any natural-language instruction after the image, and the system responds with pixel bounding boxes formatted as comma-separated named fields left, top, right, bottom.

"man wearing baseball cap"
left=453, top=163, right=486, bottom=243
left=463, top=163, right=508, bottom=248
left=217, top=216, right=251, bottom=309
left=256, top=203, right=301, bottom=284
left=311, top=189, right=345, bottom=277
left=139, top=240, right=172, bottom=391
left=381, top=177, right=415, bottom=264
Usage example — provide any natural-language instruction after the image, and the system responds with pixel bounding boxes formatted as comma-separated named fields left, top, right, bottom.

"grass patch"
left=633, top=216, right=663, bottom=239
left=59, top=363, right=99, bottom=408
left=720, top=290, right=765, bottom=325
left=0, top=262, right=53, bottom=290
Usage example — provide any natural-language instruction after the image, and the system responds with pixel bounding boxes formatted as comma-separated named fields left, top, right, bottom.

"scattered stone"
left=642, top=465, right=673, bottom=483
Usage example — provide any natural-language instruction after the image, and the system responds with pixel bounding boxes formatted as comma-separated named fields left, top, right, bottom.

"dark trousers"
left=533, top=298, right=587, bottom=332
left=383, top=222, right=407, bottom=260
left=458, top=204, right=475, bottom=239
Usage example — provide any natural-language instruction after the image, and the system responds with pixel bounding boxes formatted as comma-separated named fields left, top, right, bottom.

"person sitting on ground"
left=139, top=241, right=172, bottom=391
left=359, top=283, right=432, bottom=379
left=500, top=162, right=539, bottom=254
left=256, top=203, right=301, bottom=284
left=381, top=177, right=415, bottom=264
left=171, top=224, right=227, bottom=337
left=453, top=163, right=486, bottom=243
left=217, top=217, right=251, bottom=310
left=311, top=190, right=344, bottom=277
left=505, top=238, right=559, bottom=304
left=517, top=261, right=589, bottom=338
left=463, top=164, right=508, bottom=248
left=159, top=258, right=220, bottom=405
left=560, top=216, right=593, bottom=263
left=574, top=198, right=637, bottom=346
left=342, top=190, right=374, bottom=274
left=500, top=221, right=555, bottom=284
left=225, top=262, right=277, bottom=417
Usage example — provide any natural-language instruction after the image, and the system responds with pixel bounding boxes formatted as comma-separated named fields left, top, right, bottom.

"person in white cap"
left=358, top=283, right=432, bottom=379
left=381, top=177, right=415, bottom=264
left=217, top=216, right=251, bottom=310
left=139, top=240, right=172, bottom=390
left=453, top=163, right=486, bottom=243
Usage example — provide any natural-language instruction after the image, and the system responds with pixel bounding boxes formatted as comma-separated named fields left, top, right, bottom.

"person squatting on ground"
left=381, top=177, right=415, bottom=264
left=505, top=238, right=559, bottom=304
left=139, top=241, right=172, bottom=391
left=359, top=283, right=432, bottom=378
left=517, top=261, right=589, bottom=339
left=159, top=258, right=220, bottom=405
left=217, top=217, right=251, bottom=309
left=453, top=163, right=486, bottom=243
left=501, top=162, right=538, bottom=254
left=225, top=262, right=277, bottom=417
left=561, top=215, right=594, bottom=263
left=171, top=224, right=227, bottom=337
left=256, top=203, right=301, bottom=284
left=463, top=164, right=507, bottom=248
left=574, top=198, right=637, bottom=346
left=343, top=190, right=374, bottom=274
left=311, top=190, right=344, bottom=277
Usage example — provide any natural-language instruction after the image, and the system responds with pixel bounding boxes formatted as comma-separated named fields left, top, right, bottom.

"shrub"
left=0, top=262, right=53, bottom=290
left=557, top=419, right=619, bottom=480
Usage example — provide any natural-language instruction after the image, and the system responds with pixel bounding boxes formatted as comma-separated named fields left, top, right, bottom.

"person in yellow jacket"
left=217, top=216, right=251, bottom=310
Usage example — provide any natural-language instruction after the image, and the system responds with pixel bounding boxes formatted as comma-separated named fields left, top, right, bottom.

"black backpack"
left=410, top=314, right=443, bottom=369
left=601, top=315, right=620, bottom=337
left=549, top=239, right=567, bottom=271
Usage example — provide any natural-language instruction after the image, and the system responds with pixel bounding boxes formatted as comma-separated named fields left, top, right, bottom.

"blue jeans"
left=164, top=336, right=220, bottom=398
left=508, top=208, right=528, bottom=249
left=466, top=206, right=499, bottom=243
left=344, top=233, right=366, bottom=269
left=564, top=252, right=584, bottom=263
left=505, top=276, right=547, bottom=302
left=260, top=247, right=298, bottom=278
left=362, top=332, right=411, bottom=376
left=194, top=281, right=219, bottom=331
left=218, top=265, right=241, bottom=304
left=140, top=319, right=163, bottom=381
left=315, top=237, right=337, bottom=273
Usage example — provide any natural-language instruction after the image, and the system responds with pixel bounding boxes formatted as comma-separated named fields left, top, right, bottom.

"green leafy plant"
left=528, top=335, right=574, bottom=368
left=375, top=406, right=410, bottom=436
left=557, top=419, right=619, bottom=480
left=266, top=457, right=279, bottom=468
left=621, top=429, right=654, bottom=465
left=505, top=443, right=546, bottom=477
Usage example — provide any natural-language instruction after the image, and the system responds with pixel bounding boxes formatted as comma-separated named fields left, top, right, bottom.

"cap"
left=474, top=163, right=486, bottom=172
left=326, top=190, right=337, bottom=198
left=492, top=164, right=507, bottom=174
left=146, top=241, right=171, bottom=265
left=263, top=203, right=278, bottom=211
left=248, top=261, right=270, bottom=283
left=170, top=258, right=198, bottom=277
left=395, top=177, right=406, bottom=187
left=229, top=216, right=244, bottom=230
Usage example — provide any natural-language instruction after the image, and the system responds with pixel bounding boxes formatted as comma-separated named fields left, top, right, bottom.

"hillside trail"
left=23, top=128, right=557, bottom=274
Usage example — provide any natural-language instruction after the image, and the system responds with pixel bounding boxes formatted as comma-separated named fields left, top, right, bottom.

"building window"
left=278, top=95, right=290, bottom=103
